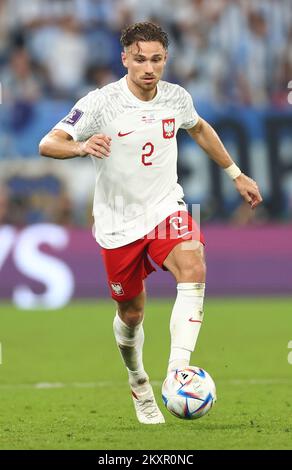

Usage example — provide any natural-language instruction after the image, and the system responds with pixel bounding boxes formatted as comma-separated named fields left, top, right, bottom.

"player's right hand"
left=78, top=134, right=112, bottom=158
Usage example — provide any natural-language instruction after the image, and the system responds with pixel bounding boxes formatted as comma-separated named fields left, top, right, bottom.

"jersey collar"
left=121, top=75, right=161, bottom=106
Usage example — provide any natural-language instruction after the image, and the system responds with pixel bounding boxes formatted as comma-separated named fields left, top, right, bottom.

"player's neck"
left=126, top=76, right=157, bottom=102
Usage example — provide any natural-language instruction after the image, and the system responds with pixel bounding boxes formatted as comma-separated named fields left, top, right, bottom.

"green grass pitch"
left=0, top=297, right=292, bottom=450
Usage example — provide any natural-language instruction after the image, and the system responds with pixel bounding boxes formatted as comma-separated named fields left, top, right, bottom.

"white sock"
left=168, top=282, right=205, bottom=373
left=113, top=312, right=148, bottom=389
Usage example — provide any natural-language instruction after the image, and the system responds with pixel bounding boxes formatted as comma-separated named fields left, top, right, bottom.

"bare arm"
left=188, top=118, right=236, bottom=169
left=39, top=129, right=111, bottom=160
left=187, top=118, right=263, bottom=209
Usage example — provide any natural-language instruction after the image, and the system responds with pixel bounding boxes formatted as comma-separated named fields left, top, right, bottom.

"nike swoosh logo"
left=118, top=130, right=135, bottom=137
left=188, top=318, right=202, bottom=323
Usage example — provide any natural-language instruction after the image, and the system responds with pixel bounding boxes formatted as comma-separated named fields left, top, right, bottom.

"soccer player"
left=39, top=22, right=263, bottom=424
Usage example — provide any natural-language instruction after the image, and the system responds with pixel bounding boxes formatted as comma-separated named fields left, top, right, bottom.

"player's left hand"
left=234, top=173, right=263, bottom=209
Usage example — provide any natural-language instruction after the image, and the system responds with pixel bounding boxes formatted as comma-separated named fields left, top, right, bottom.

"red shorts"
left=100, top=210, right=205, bottom=302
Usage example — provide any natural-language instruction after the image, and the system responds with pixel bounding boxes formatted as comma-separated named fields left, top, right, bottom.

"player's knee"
left=120, top=308, right=144, bottom=327
left=175, top=256, right=206, bottom=282
left=117, top=301, right=144, bottom=327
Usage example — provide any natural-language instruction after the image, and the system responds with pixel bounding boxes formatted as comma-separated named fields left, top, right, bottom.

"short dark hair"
left=120, top=22, right=169, bottom=50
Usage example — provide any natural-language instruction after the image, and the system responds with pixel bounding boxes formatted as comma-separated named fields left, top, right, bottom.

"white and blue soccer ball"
left=162, top=366, right=217, bottom=420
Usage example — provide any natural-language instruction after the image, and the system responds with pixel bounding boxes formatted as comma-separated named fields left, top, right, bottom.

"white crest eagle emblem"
left=162, top=118, right=175, bottom=138
left=110, top=282, right=124, bottom=296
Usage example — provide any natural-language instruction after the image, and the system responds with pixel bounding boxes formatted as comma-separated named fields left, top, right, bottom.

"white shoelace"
left=136, top=398, right=160, bottom=419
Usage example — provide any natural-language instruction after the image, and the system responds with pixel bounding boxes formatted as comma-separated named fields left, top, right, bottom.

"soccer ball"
left=162, top=366, right=216, bottom=420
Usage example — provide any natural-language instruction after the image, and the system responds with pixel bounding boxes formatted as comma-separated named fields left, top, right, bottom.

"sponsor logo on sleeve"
left=62, top=108, right=84, bottom=126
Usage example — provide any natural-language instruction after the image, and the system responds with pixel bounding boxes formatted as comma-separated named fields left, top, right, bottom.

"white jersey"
left=54, top=75, right=199, bottom=248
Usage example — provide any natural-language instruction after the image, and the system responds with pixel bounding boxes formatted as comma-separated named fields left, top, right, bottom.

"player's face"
left=121, top=41, right=167, bottom=95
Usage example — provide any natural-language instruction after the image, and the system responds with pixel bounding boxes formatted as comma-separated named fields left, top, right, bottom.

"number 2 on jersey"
left=142, top=142, right=154, bottom=166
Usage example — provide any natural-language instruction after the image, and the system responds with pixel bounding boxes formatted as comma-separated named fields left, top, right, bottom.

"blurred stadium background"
left=1, top=0, right=292, bottom=451
left=0, top=0, right=291, bottom=308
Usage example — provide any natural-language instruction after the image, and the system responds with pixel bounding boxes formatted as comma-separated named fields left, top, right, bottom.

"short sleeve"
left=53, top=90, right=102, bottom=141
left=179, top=89, right=199, bottom=130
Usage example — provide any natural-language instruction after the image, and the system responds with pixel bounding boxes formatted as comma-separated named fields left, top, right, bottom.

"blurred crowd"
left=1, top=0, right=292, bottom=107
left=0, top=171, right=75, bottom=226
left=0, top=0, right=292, bottom=226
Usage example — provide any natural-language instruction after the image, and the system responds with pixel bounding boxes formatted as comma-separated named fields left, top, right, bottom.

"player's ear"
left=164, top=50, right=168, bottom=64
left=121, top=51, right=128, bottom=68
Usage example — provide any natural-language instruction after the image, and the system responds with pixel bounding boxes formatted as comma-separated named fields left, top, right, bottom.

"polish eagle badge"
left=162, top=118, right=175, bottom=139
left=110, top=282, right=124, bottom=296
